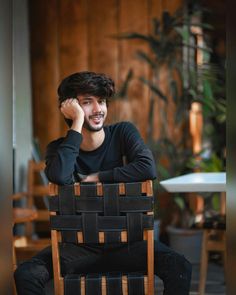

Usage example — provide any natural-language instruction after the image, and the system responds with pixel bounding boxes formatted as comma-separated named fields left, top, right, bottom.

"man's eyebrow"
left=80, top=96, right=93, bottom=100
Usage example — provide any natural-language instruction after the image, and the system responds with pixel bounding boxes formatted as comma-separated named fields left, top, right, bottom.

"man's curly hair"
left=57, top=71, right=115, bottom=127
left=58, top=71, right=115, bottom=105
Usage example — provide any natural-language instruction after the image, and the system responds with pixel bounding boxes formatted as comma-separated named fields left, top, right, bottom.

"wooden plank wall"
left=28, top=0, right=182, bottom=155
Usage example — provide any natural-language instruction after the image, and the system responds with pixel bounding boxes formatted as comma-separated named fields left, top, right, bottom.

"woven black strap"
left=64, top=274, right=81, bottom=295
left=127, top=213, right=143, bottom=242
left=103, top=184, right=120, bottom=243
left=125, top=182, right=142, bottom=196
left=82, top=213, right=99, bottom=243
left=80, top=183, right=97, bottom=197
left=128, top=274, right=145, bottom=295
left=50, top=215, right=153, bottom=232
left=103, top=183, right=120, bottom=215
left=50, top=196, right=153, bottom=213
left=106, top=274, right=122, bottom=295
left=85, top=274, right=102, bottom=295
left=58, top=185, right=77, bottom=243
left=125, top=183, right=144, bottom=243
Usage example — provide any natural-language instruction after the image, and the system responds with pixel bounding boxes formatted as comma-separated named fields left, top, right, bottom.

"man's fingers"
left=61, top=98, right=77, bottom=107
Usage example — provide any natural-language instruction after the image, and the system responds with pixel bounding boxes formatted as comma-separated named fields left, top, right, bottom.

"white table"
left=160, top=172, right=226, bottom=193
left=160, top=172, right=226, bottom=294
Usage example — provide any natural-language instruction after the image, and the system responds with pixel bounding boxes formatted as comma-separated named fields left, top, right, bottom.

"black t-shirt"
left=45, top=121, right=157, bottom=185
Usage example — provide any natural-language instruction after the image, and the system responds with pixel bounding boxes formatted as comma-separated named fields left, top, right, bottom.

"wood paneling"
left=58, top=0, right=89, bottom=76
left=29, top=0, right=184, bottom=154
left=87, top=0, right=118, bottom=78
left=118, top=0, right=150, bottom=139
left=87, top=0, right=119, bottom=125
left=147, top=0, right=183, bottom=141
left=58, top=0, right=89, bottom=134
left=29, top=0, right=60, bottom=155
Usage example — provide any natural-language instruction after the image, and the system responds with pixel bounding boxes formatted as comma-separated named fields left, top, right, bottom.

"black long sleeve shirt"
left=45, top=121, right=157, bottom=185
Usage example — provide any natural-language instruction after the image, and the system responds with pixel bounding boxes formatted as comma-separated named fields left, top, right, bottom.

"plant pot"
left=167, top=226, right=203, bottom=264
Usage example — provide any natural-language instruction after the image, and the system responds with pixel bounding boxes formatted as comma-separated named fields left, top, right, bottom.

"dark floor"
left=155, top=261, right=226, bottom=295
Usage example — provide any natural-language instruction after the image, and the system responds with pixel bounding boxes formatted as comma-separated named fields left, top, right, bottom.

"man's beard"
left=83, top=113, right=105, bottom=132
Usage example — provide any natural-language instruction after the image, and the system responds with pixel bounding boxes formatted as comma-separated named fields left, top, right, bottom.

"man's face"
left=78, top=95, right=107, bottom=132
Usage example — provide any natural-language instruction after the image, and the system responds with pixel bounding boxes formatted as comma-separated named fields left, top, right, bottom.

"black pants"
left=14, top=240, right=192, bottom=295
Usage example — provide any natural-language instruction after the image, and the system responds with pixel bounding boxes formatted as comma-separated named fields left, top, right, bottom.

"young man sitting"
left=14, top=71, right=192, bottom=295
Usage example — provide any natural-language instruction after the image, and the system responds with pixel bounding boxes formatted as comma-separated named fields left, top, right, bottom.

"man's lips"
left=89, top=114, right=104, bottom=123
left=89, top=114, right=104, bottom=119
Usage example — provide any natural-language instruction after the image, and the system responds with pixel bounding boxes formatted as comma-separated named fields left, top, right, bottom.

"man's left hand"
left=82, top=173, right=99, bottom=182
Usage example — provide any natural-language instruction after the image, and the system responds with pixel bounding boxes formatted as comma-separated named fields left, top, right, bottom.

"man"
left=15, top=71, right=191, bottom=294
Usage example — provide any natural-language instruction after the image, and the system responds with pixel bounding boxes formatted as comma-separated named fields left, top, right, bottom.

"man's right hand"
left=60, top=98, right=84, bottom=132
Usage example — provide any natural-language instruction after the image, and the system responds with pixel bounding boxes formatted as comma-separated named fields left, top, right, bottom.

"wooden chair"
left=13, top=207, right=38, bottom=295
left=13, top=160, right=51, bottom=261
left=49, top=180, right=154, bottom=295
left=198, top=192, right=226, bottom=295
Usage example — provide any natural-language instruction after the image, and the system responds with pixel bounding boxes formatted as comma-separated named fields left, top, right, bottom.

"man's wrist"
left=71, top=119, right=83, bottom=133
left=82, top=173, right=99, bottom=182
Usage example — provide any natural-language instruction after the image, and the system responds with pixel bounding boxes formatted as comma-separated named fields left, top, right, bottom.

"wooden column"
left=117, top=0, right=150, bottom=140
left=57, top=0, right=89, bottom=135
left=29, top=0, right=60, bottom=156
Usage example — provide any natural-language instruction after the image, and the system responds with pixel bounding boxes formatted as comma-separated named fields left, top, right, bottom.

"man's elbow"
left=145, top=166, right=157, bottom=180
left=45, top=167, right=72, bottom=185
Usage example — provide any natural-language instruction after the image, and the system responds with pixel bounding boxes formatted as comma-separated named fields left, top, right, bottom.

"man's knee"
left=176, top=254, right=192, bottom=280
left=14, top=260, right=50, bottom=287
left=155, top=249, right=192, bottom=282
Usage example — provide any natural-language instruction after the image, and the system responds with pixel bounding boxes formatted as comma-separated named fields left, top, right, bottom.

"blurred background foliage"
left=112, top=0, right=225, bottom=226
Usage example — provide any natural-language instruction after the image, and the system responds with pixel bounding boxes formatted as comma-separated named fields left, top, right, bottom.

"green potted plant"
left=112, top=1, right=225, bottom=261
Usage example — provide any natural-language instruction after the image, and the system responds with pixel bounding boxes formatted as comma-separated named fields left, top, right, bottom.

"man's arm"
left=98, top=122, right=157, bottom=183
left=45, top=130, right=83, bottom=185
left=45, top=98, right=84, bottom=185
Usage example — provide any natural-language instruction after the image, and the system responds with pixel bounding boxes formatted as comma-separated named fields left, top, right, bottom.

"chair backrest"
left=25, top=160, right=50, bottom=237
left=49, top=180, right=154, bottom=295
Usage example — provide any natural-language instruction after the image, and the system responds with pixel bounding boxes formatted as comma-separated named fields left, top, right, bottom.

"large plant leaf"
left=111, top=32, right=160, bottom=48
left=170, top=80, right=178, bottom=104
left=182, top=42, right=212, bottom=53
left=181, top=21, right=214, bottom=30
left=203, top=80, right=214, bottom=101
left=174, top=26, right=190, bottom=42
left=139, top=77, right=167, bottom=102
left=174, top=196, right=185, bottom=211
left=175, top=99, right=188, bottom=124
left=115, top=69, right=133, bottom=99
left=136, top=50, right=156, bottom=69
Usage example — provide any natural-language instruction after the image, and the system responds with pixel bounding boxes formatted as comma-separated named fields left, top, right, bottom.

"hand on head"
left=60, top=98, right=84, bottom=132
left=60, top=98, right=84, bottom=121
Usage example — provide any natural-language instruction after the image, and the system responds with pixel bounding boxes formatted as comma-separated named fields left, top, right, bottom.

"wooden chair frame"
left=49, top=180, right=154, bottom=295
left=199, top=229, right=226, bottom=295
left=13, top=160, right=51, bottom=260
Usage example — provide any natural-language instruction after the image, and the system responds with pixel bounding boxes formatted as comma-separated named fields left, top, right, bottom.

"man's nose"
left=92, top=101, right=101, bottom=113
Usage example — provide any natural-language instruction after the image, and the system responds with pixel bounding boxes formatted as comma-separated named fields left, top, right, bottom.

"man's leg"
left=102, top=241, right=192, bottom=295
left=14, top=246, right=53, bottom=295
left=154, top=240, right=192, bottom=295
left=14, top=243, right=104, bottom=295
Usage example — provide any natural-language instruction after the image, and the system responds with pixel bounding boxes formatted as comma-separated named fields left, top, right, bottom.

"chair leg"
left=199, top=230, right=208, bottom=295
